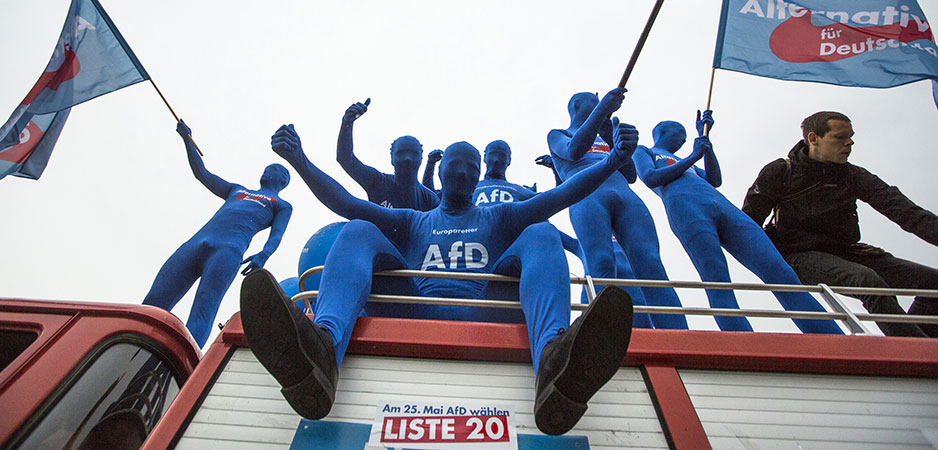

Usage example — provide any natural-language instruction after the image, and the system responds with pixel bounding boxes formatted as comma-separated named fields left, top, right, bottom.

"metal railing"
left=295, top=266, right=938, bottom=335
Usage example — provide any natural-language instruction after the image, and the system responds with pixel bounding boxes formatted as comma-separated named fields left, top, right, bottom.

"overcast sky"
left=2, top=0, right=936, bottom=346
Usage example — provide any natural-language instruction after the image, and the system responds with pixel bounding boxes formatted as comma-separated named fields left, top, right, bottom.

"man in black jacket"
left=743, top=111, right=937, bottom=337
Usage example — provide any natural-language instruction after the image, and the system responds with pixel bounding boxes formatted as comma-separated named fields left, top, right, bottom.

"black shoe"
left=240, top=269, right=338, bottom=419
left=534, top=286, right=633, bottom=435
left=908, top=299, right=938, bottom=338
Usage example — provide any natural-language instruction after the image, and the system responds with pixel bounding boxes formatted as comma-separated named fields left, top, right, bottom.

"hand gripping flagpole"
left=617, top=0, right=666, bottom=88
left=149, top=79, right=204, bottom=156
left=704, top=66, right=716, bottom=136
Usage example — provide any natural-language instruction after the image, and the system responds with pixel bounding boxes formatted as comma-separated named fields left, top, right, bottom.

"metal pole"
left=149, top=79, right=203, bottom=156
left=704, top=67, right=716, bottom=136
left=617, top=0, right=666, bottom=88
left=584, top=275, right=598, bottom=303
left=293, top=266, right=938, bottom=325
left=817, top=283, right=872, bottom=335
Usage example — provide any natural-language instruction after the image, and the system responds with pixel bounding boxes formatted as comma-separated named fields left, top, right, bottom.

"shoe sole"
left=535, top=286, right=633, bottom=435
left=240, top=270, right=335, bottom=419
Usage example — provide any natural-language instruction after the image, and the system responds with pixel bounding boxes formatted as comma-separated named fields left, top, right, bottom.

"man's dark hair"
left=801, top=111, right=851, bottom=144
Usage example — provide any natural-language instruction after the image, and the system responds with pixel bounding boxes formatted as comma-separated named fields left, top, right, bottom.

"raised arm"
left=241, top=201, right=293, bottom=275
left=695, top=110, right=721, bottom=187
left=633, top=142, right=703, bottom=189
left=512, top=118, right=637, bottom=226
left=548, top=88, right=626, bottom=161
left=600, top=118, right=637, bottom=183
left=273, top=124, right=400, bottom=228
left=336, top=98, right=382, bottom=189
left=177, top=120, right=235, bottom=199
left=617, top=158, right=638, bottom=183
left=856, top=168, right=938, bottom=247
left=422, top=149, right=443, bottom=191
left=697, top=136, right=722, bottom=188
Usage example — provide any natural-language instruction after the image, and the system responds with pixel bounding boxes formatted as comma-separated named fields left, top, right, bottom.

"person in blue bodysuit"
left=473, top=140, right=537, bottom=205
left=536, top=153, right=656, bottom=328
left=438, top=140, right=634, bottom=326
left=422, top=140, right=537, bottom=203
left=548, top=89, right=687, bottom=330
left=338, top=98, right=439, bottom=211
left=632, top=111, right=842, bottom=334
left=240, top=115, right=639, bottom=435
left=143, top=120, right=293, bottom=347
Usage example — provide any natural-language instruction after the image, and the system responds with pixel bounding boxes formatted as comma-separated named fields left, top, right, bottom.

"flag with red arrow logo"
left=713, top=0, right=938, bottom=105
left=0, top=0, right=149, bottom=180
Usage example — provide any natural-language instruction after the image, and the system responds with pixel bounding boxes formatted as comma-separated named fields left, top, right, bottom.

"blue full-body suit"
left=424, top=140, right=539, bottom=203
left=474, top=178, right=536, bottom=205
left=632, top=113, right=841, bottom=334
left=548, top=91, right=687, bottom=329
left=271, top=117, right=638, bottom=371
left=472, top=140, right=537, bottom=206
left=337, top=99, right=439, bottom=211
left=144, top=121, right=293, bottom=346
left=536, top=154, right=655, bottom=328
left=470, top=141, right=655, bottom=327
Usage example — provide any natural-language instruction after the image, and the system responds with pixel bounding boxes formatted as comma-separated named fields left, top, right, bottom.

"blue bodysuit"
left=468, top=147, right=648, bottom=325
left=273, top=121, right=636, bottom=371
left=144, top=121, right=292, bottom=346
left=549, top=106, right=688, bottom=330
left=539, top=153, right=656, bottom=328
left=355, top=170, right=440, bottom=210
left=633, top=119, right=842, bottom=334
left=473, top=178, right=537, bottom=206
left=565, top=234, right=655, bottom=328
left=337, top=99, right=439, bottom=211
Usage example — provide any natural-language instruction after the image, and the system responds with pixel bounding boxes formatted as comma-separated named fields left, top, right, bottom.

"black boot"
left=240, top=269, right=338, bottom=419
left=534, top=286, right=633, bottom=435
left=864, top=296, right=928, bottom=337
left=908, top=298, right=938, bottom=337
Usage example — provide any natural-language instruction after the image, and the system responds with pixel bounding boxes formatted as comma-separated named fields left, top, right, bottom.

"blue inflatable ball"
left=280, top=276, right=300, bottom=297
left=278, top=276, right=312, bottom=311
left=278, top=276, right=303, bottom=309
left=297, top=222, right=347, bottom=292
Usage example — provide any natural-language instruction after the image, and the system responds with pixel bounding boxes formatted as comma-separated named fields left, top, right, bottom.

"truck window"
left=0, top=329, right=38, bottom=372
left=15, top=342, right=181, bottom=450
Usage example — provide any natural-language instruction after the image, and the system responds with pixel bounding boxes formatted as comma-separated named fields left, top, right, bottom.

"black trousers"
left=784, top=244, right=938, bottom=337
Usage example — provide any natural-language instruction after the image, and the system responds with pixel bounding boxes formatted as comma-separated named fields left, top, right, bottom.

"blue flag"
left=713, top=0, right=938, bottom=103
left=0, top=0, right=149, bottom=180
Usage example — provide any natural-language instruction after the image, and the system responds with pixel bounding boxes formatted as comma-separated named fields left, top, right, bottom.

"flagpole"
left=704, top=67, right=716, bottom=136
left=149, top=79, right=203, bottom=156
left=617, top=0, right=666, bottom=88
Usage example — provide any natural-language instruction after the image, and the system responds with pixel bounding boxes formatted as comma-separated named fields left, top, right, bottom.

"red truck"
left=2, top=295, right=937, bottom=450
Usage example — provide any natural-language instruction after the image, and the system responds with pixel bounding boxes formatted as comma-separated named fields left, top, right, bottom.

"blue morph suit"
left=269, top=120, right=636, bottom=369
left=536, top=154, right=655, bottom=328
left=143, top=121, right=293, bottom=346
left=422, top=140, right=539, bottom=202
left=241, top=122, right=636, bottom=434
left=548, top=89, right=687, bottom=330
left=337, top=98, right=439, bottom=211
left=473, top=140, right=537, bottom=205
left=632, top=112, right=841, bottom=334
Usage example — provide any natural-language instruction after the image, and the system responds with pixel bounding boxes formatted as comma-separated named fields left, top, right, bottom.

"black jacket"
left=742, top=141, right=938, bottom=255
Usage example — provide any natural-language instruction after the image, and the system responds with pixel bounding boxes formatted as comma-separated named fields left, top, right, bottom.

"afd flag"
left=713, top=0, right=938, bottom=102
left=0, top=0, right=149, bottom=181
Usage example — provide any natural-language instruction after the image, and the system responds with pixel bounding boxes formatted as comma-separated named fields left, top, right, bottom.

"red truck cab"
left=0, top=298, right=200, bottom=450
